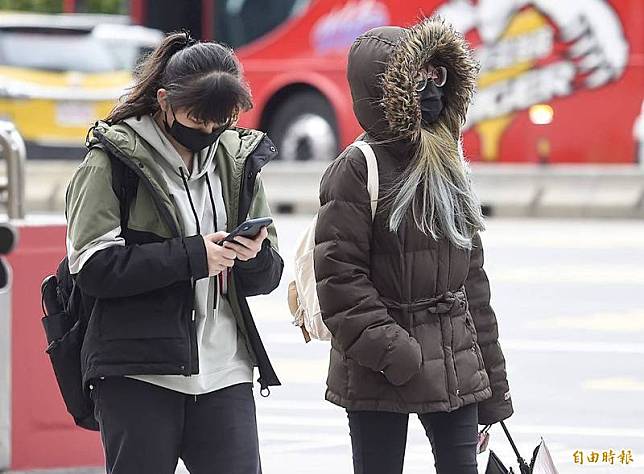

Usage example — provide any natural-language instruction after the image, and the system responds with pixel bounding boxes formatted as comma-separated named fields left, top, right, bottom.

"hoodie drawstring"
left=180, top=167, right=201, bottom=235
left=204, top=173, right=222, bottom=309
left=180, top=167, right=201, bottom=320
left=204, top=173, right=218, bottom=239
left=179, top=165, right=222, bottom=312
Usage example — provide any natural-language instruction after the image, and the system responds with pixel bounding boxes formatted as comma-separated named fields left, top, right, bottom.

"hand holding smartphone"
left=204, top=218, right=271, bottom=266
left=222, top=217, right=273, bottom=243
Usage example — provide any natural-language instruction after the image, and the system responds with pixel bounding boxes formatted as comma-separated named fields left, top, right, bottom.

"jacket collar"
left=87, top=120, right=276, bottom=234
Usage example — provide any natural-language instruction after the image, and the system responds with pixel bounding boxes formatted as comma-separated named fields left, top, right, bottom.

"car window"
left=96, top=40, right=154, bottom=71
left=0, top=29, right=121, bottom=73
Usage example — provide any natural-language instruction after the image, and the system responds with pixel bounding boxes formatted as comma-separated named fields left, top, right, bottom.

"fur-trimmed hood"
left=347, top=17, right=480, bottom=143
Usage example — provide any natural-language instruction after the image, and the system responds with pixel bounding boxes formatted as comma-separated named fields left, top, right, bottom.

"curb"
left=4, top=161, right=644, bottom=218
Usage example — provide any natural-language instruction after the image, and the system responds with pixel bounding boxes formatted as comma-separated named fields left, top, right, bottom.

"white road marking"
left=583, top=377, right=644, bottom=392
left=256, top=414, right=644, bottom=439
left=261, top=336, right=644, bottom=355
left=524, top=309, right=644, bottom=333
left=488, top=264, right=644, bottom=285
left=500, top=339, right=644, bottom=354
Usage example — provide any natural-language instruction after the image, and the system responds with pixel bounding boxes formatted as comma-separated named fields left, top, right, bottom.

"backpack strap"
left=352, top=141, right=379, bottom=220
left=88, top=142, right=139, bottom=236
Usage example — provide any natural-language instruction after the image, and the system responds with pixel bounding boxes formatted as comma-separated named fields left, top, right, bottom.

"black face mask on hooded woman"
left=164, top=107, right=226, bottom=153
left=420, top=83, right=445, bottom=125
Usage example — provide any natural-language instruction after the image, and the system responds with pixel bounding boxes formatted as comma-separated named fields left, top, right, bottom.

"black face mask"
left=420, top=83, right=444, bottom=125
left=163, top=107, right=226, bottom=153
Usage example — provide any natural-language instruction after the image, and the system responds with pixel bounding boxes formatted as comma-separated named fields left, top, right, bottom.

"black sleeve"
left=76, top=234, right=209, bottom=298
left=234, top=238, right=284, bottom=297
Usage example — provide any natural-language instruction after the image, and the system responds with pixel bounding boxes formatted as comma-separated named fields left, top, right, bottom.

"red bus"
left=127, top=0, right=644, bottom=164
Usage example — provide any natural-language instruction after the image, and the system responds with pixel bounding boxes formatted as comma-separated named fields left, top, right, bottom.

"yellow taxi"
left=0, top=13, right=162, bottom=159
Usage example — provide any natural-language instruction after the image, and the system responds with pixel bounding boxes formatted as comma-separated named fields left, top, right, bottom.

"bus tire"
left=268, top=92, right=338, bottom=161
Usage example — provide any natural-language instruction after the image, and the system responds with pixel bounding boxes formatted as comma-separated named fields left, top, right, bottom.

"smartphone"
left=223, top=217, right=273, bottom=243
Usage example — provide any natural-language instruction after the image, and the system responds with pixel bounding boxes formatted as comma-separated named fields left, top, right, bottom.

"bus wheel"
left=268, top=92, right=338, bottom=161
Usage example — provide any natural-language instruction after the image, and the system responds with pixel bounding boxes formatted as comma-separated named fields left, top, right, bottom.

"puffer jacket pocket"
left=347, top=357, right=399, bottom=401
left=464, top=312, right=485, bottom=370
left=464, top=312, right=478, bottom=345
left=473, top=341, right=485, bottom=371
left=98, top=281, right=188, bottom=340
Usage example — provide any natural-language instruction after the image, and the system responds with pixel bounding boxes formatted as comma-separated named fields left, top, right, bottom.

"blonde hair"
left=383, top=121, right=485, bottom=249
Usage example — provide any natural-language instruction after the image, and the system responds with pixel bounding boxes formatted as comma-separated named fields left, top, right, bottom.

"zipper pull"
left=190, top=279, right=197, bottom=322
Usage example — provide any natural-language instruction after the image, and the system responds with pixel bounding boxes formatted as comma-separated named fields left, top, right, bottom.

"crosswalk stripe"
left=501, top=339, right=644, bottom=354
left=259, top=336, right=644, bottom=355
left=583, top=377, right=644, bottom=391
left=256, top=412, right=644, bottom=438
left=525, top=309, right=644, bottom=332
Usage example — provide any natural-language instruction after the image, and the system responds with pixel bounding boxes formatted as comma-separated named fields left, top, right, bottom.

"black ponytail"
left=106, top=31, right=252, bottom=125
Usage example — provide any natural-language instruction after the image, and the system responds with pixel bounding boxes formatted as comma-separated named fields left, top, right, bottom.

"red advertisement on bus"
left=131, top=0, right=644, bottom=164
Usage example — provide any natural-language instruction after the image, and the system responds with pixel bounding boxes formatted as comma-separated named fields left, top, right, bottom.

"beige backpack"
left=288, top=141, right=379, bottom=342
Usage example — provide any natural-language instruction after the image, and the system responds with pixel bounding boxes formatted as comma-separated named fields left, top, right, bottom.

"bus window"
left=214, top=0, right=310, bottom=48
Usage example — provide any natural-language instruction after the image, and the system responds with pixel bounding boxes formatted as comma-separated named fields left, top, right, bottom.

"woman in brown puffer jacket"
left=314, top=17, right=513, bottom=474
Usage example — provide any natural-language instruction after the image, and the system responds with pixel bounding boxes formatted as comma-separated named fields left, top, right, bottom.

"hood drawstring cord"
left=204, top=173, right=221, bottom=309
left=180, top=167, right=200, bottom=322
left=180, top=167, right=201, bottom=234
left=180, top=166, right=222, bottom=315
left=204, top=173, right=218, bottom=228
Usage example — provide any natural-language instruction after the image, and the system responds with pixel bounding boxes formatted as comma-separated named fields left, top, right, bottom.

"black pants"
left=91, top=377, right=261, bottom=474
left=347, top=402, right=479, bottom=474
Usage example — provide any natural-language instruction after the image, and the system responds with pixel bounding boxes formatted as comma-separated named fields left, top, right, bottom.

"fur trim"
left=381, top=16, right=480, bottom=143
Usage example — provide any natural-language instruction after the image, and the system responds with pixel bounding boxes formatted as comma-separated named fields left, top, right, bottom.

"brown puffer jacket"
left=313, top=18, right=513, bottom=425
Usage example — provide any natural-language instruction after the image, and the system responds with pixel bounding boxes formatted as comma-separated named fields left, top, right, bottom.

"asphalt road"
left=178, top=215, right=644, bottom=473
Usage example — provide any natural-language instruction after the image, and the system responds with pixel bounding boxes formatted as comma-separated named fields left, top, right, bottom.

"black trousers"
left=91, top=377, right=261, bottom=474
left=347, top=402, right=479, bottom=474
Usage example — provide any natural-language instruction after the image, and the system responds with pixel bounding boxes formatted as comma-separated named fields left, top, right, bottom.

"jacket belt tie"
left=381, top=287, right=467, bottom=336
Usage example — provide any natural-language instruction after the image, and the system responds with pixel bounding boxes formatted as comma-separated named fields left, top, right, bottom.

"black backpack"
left=40, top=143, right=139, bottom=430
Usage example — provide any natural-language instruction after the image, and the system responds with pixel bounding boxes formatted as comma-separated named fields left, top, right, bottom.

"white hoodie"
left=123, top=115, right=253, bottom=395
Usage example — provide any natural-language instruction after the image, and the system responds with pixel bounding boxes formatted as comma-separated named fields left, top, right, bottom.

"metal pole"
left=0, top=223, right=15, bottom=470
left=0, top=121, right=26, bottom=220
left=0, top=256, right=10, bottom=470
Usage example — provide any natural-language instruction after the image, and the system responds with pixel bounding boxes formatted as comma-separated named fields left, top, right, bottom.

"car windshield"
left=0, top=29, right=123, bottom=73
